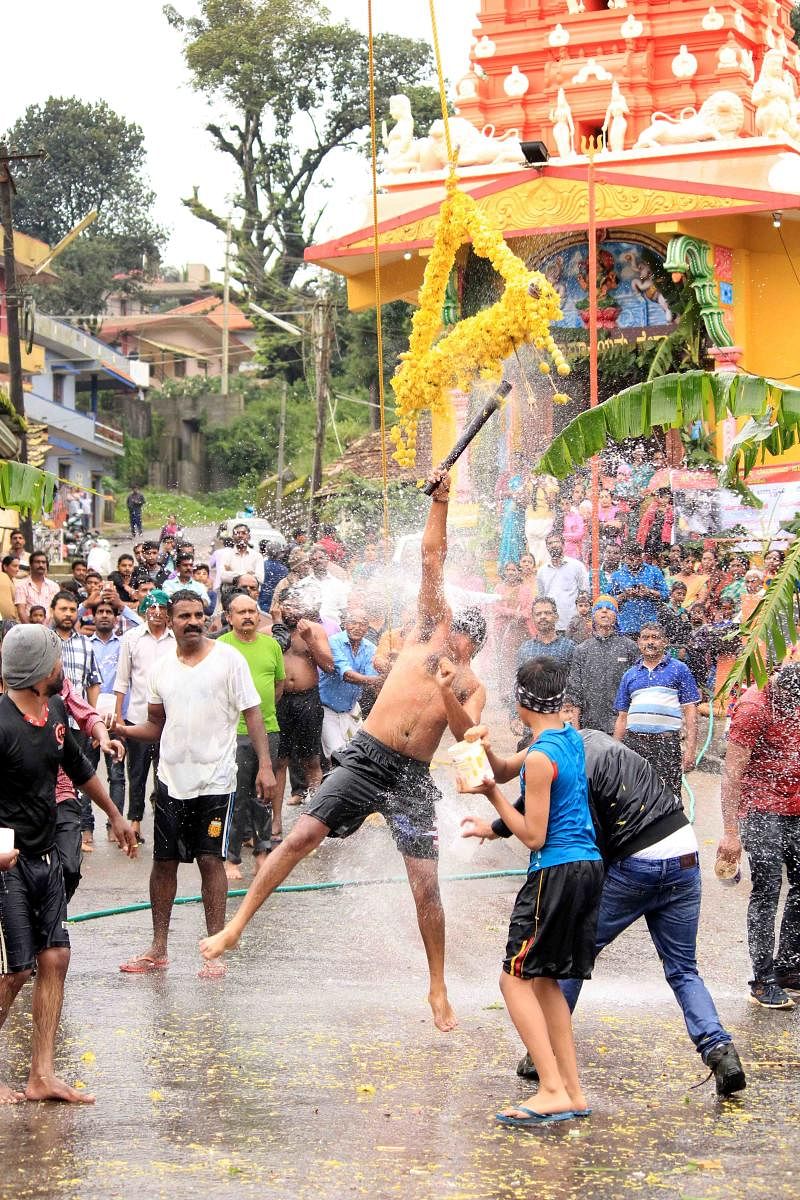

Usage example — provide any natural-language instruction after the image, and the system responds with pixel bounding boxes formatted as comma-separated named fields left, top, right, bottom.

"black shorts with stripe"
left=153, top=783, right=235, bottom=863
left=0, top=852, right=70, bottom=975
left=503, top=859, right=604, bottom=981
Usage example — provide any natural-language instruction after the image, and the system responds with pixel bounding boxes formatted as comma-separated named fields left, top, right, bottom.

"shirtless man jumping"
left=200, top=471, right=486, bottom=1030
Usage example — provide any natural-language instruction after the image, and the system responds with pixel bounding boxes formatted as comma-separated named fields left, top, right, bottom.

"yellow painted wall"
left=658, top=213, right=800, bottom=474
left=0, top=334, right=45, bottom=374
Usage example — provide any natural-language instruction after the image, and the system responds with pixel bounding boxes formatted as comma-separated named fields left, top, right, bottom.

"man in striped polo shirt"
left=613, top=622, right=700, bottom=797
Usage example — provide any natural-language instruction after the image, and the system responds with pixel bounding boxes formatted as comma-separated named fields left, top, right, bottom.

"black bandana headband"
left=515, top=682, right=565, bottom=713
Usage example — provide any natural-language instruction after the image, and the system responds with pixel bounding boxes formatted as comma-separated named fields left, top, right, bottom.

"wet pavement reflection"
left=1, top=770, right=797, bottom=1199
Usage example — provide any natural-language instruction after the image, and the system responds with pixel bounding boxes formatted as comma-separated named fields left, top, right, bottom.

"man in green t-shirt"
left=220, top=592, right=286, bottom=880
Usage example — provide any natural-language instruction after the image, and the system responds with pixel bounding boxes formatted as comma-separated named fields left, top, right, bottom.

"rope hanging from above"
left=366, top=0, right=391, bottom=537
left=368, top=0, right=571, bottom=472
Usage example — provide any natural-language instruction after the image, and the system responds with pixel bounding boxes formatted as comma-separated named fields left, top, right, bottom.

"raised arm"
left=416, top=470, right=452, bottom=638
left=295, top=619, right=334, bottom=673
left=435, top=660, right=486, bottom=741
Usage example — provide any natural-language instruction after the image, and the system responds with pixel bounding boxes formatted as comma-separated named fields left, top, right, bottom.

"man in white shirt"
left=115, top=589, right=275, bottom=979
left=215, top=523, right=264, bottom=591
left=536, top=533, right=590, bottom=632
left=113, top=591, right=175, bottom=843
left=310, top=545, right=350, bottom=624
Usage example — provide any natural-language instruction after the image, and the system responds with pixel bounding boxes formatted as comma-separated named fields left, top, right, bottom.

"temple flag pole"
left=582, top=134, right=602, bottom=598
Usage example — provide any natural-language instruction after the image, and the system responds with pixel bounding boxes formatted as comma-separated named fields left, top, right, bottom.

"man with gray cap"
left=0, top=625, right=137, bottom=1104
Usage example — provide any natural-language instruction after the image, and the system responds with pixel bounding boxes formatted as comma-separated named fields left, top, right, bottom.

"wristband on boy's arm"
left=490, top=794, right=525, bottom=839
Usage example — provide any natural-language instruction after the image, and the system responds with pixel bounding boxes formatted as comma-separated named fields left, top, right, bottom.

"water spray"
left=422, top=379, right=512, bottom=495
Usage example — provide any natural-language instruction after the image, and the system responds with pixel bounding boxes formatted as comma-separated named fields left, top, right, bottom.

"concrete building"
left=104, top=262, right=214, bottom=317
left=98, top=297, right=256, bottom=384
left=25, top=314, right=149, bottom=523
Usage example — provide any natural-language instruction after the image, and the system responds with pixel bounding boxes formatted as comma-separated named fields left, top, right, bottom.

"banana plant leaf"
left=0, top=461, right=57, bottom=516
left=535, top=370, right=793, bottom=488
left=729, top=374, right=770, bottom=417
left=719, top=536, right=800, bottom=697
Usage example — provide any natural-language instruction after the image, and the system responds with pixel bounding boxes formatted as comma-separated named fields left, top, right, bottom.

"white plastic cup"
left=0, top=828, right=15, bottom=854
left=448, top=740, right=494, bottom=790
left=715, top=854, right=741, bottom=886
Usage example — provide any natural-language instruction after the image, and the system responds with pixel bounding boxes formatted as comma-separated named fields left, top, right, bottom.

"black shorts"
left=503, top=859, right=604, bottom=981
left=153, top=782, right=235, bottom=863
left=0, top=852, right=70, bottom=974
left=276, top=686, right=324, bottom=762
left=305, top=730, right=441, bottom=860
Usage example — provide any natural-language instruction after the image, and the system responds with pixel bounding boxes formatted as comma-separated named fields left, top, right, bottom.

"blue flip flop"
left=496, top=1107, right=577, bottom=1128
left=573, top=1108, right=592, bottom=1118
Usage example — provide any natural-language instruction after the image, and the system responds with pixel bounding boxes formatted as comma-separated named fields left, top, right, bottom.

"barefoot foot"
left=0, top=1083, right=25, bottom=1104
left=25, top=1075, right=95, bottom=1104
left=200, top=926, right=239, bottom=961
left=429, top=990, right=458, bottom=1032
left=225, top=862, right=243, bottom=882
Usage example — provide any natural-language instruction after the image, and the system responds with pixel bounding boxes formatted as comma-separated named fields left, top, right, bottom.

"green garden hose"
left=67, top=867, right=528, bottom=924
left=682, top=701, right=716, bottom=824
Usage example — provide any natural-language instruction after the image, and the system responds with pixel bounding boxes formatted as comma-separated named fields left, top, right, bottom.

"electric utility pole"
left=309, top=290, right=334, bottom=531
left=276, top=376, right=287, bottom=524
left=221, top=217, right=231, bottom=397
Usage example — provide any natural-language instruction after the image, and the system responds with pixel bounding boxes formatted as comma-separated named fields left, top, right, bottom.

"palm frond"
left=720, top=537, right=800, bottom=695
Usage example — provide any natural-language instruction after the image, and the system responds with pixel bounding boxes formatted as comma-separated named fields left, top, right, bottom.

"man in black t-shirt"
left=0, top=625, right=136, bottom=1105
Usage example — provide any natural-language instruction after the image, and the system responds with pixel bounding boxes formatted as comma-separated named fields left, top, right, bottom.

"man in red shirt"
left=717, top=664, right=800, bottom=1009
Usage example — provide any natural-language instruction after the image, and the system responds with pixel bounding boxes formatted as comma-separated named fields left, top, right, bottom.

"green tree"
left=334, top=296, right=413, bottom=404
left=5, top=97, right=165, bottom=314
left=165, top=0, right=440, bottom=302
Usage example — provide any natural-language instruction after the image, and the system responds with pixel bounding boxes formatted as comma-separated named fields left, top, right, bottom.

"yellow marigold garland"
left=389, top=185, right=569, bottom=467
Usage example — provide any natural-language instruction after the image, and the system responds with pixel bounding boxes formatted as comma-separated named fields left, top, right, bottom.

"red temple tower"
left=454, top=0, right=800, bottom=151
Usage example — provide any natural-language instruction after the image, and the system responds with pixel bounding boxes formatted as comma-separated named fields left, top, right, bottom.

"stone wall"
left=148, top=390, right=244, bottom=491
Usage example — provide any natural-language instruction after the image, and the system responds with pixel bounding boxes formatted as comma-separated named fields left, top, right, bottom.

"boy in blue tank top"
left=457, top=657, right=603, bottom=1128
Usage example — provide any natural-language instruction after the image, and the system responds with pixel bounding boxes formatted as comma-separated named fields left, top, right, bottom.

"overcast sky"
left=4, top=1, right=477, bottom=283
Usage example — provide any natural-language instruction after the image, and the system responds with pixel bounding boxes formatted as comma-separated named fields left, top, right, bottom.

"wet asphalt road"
left=1, top=760, right=798, bottom=1200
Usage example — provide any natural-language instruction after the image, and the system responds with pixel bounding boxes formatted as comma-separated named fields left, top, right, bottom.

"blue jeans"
left=561, top=855, right=731, bottom=1061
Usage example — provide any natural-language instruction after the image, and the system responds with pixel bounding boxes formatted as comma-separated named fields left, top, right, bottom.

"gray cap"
left=1, top=624, right=62, bottom=690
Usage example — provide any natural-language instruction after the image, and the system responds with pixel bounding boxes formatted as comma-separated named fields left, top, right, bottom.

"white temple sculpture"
left=550, top=87, right=576, bottom=157
left=603, top=80, right=630, bottom=152
left=752, top=48, right=800, bottom=140
left=382, top=94, right=526, bottom=176
left=634, top=91, right=746, bottom=148
left=382, top=94, right=418, bottom=176
left=503, top=65, right=530, bottom=97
